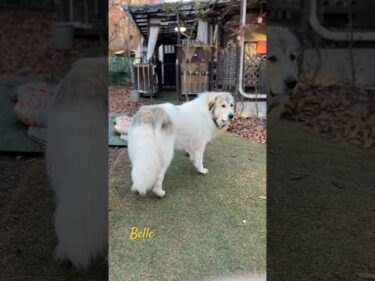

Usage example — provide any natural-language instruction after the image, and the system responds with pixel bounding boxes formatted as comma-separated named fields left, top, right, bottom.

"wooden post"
left=137, top=66, right=140, bottom=91
left=84, top=0, right=88, bottom=24
left=176, top=13, right=181, bottom=101
left=94, top=0, right=98, bottom=15
left=143, top=65, right=146, bottom=93
left=69, top=0, right=74, bottom=22
left=215, top=23, right=221, bottom=91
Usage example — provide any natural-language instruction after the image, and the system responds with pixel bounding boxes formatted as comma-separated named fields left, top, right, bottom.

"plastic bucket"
left=130, top=90, right=140, bottom=102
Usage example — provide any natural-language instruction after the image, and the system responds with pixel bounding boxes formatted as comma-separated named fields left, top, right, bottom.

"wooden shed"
left=125, top=0, right=267, bottom=100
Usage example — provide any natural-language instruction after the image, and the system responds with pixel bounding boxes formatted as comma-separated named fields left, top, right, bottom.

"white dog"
left=46, top=58, right=108, bottom=268
left=128, top=92, right=235, bottom=198
left=267, top=26, right=300, bottom=116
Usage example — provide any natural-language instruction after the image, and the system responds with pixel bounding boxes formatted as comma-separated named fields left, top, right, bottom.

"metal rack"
left=243, top=42, right=267, bottom=92
left=217, top=44, right=238, bottom=90
left=132, top=63, right=158, bottom=96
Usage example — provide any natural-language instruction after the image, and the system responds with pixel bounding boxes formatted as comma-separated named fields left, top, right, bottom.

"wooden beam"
left=176, top=11, right=181, bottom=101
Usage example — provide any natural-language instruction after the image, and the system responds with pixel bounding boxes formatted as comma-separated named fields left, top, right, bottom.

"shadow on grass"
left=109, top=133, right=266, bottom=281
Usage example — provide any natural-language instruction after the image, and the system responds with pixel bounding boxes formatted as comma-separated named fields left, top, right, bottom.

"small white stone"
left=242, top=220, right=247, bottom=225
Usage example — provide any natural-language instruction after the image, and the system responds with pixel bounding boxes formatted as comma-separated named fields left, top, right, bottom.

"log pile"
left=283, top=83, right=375, bottom=149
left=228, top=114, right=267, bottom=144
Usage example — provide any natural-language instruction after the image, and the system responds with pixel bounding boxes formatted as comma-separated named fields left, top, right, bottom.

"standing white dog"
left=46, top=58, right=108, bottom=268
left=128, top=92, right=235, bottom=198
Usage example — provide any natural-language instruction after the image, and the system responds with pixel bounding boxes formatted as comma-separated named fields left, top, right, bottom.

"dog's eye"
left=268, top=55, right=277, bottom=63
left=230, top=104, right=234, bottom=107
left=221, top=104, right=226, bottom=108
left=290, top=54, right=296, bottom=61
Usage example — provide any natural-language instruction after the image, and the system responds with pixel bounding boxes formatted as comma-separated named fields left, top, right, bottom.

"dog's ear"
left=208, top=94, right=219, bottom=111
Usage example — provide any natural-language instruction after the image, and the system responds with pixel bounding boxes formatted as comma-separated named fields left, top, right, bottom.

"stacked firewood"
left=283, top=83, right=375, bottom=149
left=228, top=114, right=267, bottom=144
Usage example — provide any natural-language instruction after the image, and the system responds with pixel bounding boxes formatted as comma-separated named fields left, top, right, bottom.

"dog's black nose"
left=229, top=113, right=234, bottom=120
left=285, top=77, right=298, bottom=89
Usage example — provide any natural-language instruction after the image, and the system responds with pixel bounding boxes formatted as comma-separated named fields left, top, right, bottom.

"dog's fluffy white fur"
left=128, top=92, right=235, bottom=197
left=46, top=58, right=108, bottom=268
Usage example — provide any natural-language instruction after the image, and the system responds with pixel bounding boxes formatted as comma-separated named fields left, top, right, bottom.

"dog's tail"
left=128, top=106, right=175, bottom=195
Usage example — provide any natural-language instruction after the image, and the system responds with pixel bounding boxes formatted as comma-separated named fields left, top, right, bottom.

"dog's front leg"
left=192, top=143, right=208, bottom=174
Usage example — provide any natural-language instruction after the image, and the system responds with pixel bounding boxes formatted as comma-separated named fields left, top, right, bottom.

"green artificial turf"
left=268, top=119, right=375, bottom=281
left=109, top=132, right=266, bottom=281
left=152, top=90, right=179, bottom=103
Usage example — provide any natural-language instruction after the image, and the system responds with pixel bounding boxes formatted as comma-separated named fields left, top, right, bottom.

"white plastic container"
left=130, top=90, right=140, bottom=102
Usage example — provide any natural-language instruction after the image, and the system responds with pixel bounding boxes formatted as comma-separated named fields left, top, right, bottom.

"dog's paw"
left=132, top=189, right=140, bottom=195
left=53, top=244, right=89, bottom=269
left=153, top=188, right=166, bottom=198
left=131, top=186, right=146, bottom=196
left=198, top=168, right=209, bottom=174
left=138, top=190, right=147, bottom=196
left=131, top=185, right=144, bottom=195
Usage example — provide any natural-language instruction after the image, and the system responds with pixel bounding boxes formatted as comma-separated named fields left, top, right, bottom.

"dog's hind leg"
left=153, top=167, right=167, bottom=198
left=152, top=136, right=174, bottom=198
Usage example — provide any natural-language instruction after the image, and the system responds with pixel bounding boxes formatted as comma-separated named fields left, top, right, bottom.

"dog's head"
left=207, top=92, right=235, bottom=129
left=267, top=26, right=299, bottom=96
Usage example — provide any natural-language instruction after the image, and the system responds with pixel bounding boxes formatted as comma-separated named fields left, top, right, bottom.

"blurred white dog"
left=46, top=58, right=108, bottom=268
left=128, top=92, right=235, bottom=198
left=267, top=26, right=300, bottom=116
